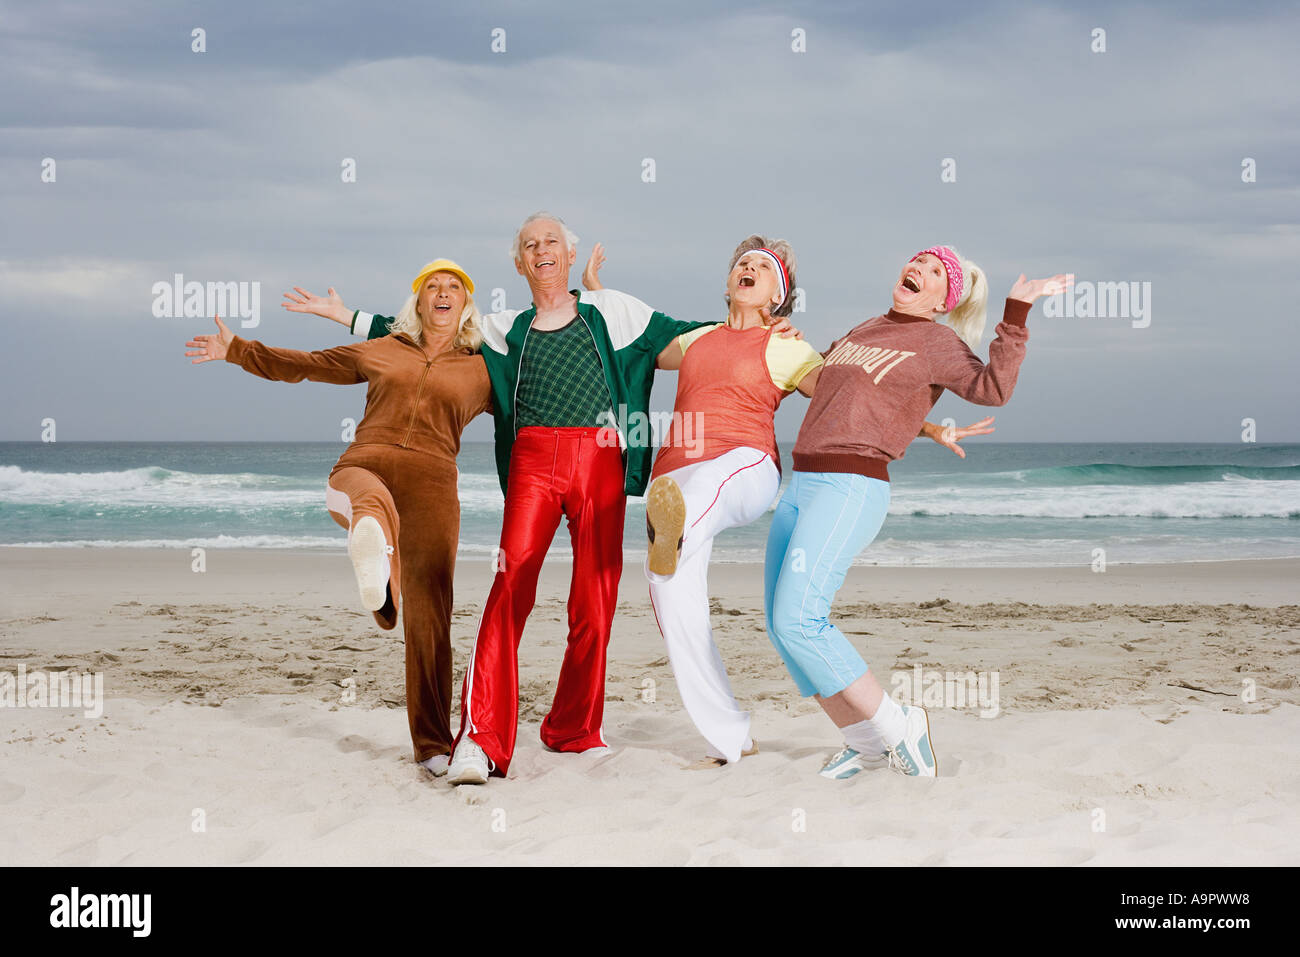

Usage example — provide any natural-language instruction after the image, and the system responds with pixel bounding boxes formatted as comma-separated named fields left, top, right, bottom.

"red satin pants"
left=455, top=427, right=626, bottom=776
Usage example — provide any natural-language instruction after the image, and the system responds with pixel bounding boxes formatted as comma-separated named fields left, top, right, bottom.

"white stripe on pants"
left=646, top=446, right=780, bottom=762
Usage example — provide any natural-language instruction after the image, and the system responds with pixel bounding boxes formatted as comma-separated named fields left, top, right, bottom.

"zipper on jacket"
left=509, top=299, right=628, bottom=486
left=511, top=321, right=534, bottom=438
left=401, top=354, right=435, bottom=448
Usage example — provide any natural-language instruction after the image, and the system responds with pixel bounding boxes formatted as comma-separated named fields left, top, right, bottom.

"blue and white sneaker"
left=886, top=705, right=937, bottom=777
left=819, top=745, right=886, bottom=779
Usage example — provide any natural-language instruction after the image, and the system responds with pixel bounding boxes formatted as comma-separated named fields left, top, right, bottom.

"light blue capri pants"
left=763, top=470, right=890, bottom=697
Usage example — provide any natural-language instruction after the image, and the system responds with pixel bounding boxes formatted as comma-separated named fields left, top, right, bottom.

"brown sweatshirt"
left=792, top=298, right=1030, bottom=481
left=226, top=333, right=492, bottom=466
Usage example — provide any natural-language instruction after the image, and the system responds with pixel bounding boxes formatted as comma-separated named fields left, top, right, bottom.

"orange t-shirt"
left=651, top=322, right=823, bottom=479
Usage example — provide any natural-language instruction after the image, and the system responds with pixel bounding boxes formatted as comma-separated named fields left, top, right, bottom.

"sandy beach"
left=1, top=547, right=1297, bottom=866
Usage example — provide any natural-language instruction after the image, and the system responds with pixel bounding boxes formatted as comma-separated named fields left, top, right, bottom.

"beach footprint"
left=0, top=779, right=25, bottom=803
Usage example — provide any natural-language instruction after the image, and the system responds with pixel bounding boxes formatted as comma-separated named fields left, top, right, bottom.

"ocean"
left=1, top=441, right=1297, bottom=566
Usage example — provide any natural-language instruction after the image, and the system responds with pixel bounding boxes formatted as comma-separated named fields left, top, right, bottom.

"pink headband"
left=910, top=246, right=964, bottom=312
left=740, top=248, right=789, bottom=305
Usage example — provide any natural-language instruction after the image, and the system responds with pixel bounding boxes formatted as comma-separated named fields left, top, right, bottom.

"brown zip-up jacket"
left=225, top=333, right=492, bottom=465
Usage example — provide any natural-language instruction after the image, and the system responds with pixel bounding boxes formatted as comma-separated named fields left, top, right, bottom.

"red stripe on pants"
left=456, top=427, right=626, bottom=776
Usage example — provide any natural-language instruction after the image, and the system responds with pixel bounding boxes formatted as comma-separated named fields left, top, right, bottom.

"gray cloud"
left=2, top=0, right=1297, bottom=443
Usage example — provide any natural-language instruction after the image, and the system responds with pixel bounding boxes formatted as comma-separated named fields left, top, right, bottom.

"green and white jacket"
left=351, top=288, right=709, bottom=497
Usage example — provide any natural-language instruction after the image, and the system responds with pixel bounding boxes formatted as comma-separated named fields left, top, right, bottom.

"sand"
left=1, top=548, right=1297, bottom=865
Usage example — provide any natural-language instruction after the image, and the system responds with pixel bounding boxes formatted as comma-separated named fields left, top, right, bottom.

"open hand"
left=582, top=242, right=606, bottom=291
left=1009, top=273, right=1074, bottom=304
left=282, top=286, right=350, bottom=325
left=185, top=316, right=235, bottom=364
left=764, top=307, right=804, bottom=340
left=932, top=416, right=996, bottom=458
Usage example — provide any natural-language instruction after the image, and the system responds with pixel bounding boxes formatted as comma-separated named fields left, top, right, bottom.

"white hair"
left=724, top=234, right=799, bottom=317
left=939, top=247, right=988, bottom=350
left=510, top=211, right=579, bottom=262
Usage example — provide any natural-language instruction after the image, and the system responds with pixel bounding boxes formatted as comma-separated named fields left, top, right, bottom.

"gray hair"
left=510, top=211, right=579, bottom=262
left=724, top=234, right=798, bottom=317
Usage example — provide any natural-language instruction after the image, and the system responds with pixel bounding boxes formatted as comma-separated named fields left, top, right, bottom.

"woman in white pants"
left=589, top=236, right=986, bottom=767
left=647, top=445, right=783, bottom=767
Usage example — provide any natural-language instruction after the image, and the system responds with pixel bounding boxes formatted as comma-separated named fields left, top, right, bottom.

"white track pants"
left=646, top=446, right=780, bottom=763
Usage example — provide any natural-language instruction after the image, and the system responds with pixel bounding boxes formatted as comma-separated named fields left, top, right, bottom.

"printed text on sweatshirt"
left=791, top=298, right=1031, bottom=481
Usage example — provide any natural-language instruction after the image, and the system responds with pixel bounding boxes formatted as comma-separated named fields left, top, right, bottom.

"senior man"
left=286, top=211, right=798, bottom=784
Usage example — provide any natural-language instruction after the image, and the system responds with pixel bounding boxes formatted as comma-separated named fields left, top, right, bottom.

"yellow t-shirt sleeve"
left=767, top=336, right=825, bottom=392
left=678, top=325, right=718, bottom=356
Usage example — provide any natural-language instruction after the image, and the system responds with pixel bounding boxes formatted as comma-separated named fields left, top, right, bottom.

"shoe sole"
left=348, top=517, right=388, bottom=611
left=819, top=755, right=887, bottom=779
left=921, top=705, right=938, bottom=777
left=447, top=764, right=488, bottom=785
left=910, top=706, right=938, bottom=778
left=819, top=762, right=865, bottom=779
left=646, top=477, right=686, bottom=577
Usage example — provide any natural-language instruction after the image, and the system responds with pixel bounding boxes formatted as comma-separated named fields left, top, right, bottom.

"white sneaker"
left=885, top=705, right=937, bottom=777
left=447, top=738, right=493, bottom=785
left=348, top=516, right=393, bottom=611
left=418, top=754, right=449, bottom=776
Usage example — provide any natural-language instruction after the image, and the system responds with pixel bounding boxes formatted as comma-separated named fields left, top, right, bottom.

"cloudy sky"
left=2, top=0, right=1297, bottom=443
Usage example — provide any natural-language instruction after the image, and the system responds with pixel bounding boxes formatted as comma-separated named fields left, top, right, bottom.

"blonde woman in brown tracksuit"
left=185, top=260, right=491, bottom=776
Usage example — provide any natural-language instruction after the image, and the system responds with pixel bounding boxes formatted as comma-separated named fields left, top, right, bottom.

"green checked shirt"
left=349, top=288, right=712, bottom=496
left=515, top=316, right=612, bottom=428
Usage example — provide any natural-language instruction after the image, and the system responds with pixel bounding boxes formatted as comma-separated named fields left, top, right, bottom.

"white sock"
left=867, top=694, right=907, bottom=749
left=840, top=718, right=888, bottom=758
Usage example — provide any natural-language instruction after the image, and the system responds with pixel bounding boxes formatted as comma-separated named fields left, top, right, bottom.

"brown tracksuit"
left=226, top=332, right=491, bottom=762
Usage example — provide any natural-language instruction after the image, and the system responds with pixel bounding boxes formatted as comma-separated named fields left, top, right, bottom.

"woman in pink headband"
left=588, top=237, right=988, bottom=768
left=765, top=245, right=1071, bottom=780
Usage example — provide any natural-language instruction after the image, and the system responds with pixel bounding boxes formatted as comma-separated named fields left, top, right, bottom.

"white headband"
left=739, top=248, right=789, bottom=305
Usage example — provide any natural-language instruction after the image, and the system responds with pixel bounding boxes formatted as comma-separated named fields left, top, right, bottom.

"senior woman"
left=765, top=245, right=1072, bottom=780
left=184, top=260, right=491, bottom=776
left=587, top=237, right=987, bottom=769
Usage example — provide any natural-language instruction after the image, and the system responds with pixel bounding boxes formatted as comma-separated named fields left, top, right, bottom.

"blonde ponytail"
left=942, top=251, right=988, bottom=350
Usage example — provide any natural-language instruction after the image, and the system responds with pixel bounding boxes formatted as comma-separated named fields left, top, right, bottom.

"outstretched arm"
left=283, top=286, right=396, bottom=340
left=919, top=417, right=995, bottom=458
left=186, top=316, right=365, bottom=384
left=283, top=283, right=516, bottom=351
left=932, top=273, right=1072, bottom=406
left=282, top=287, right=351, bottom=326
left=788, top=358, right=993, bottom=456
